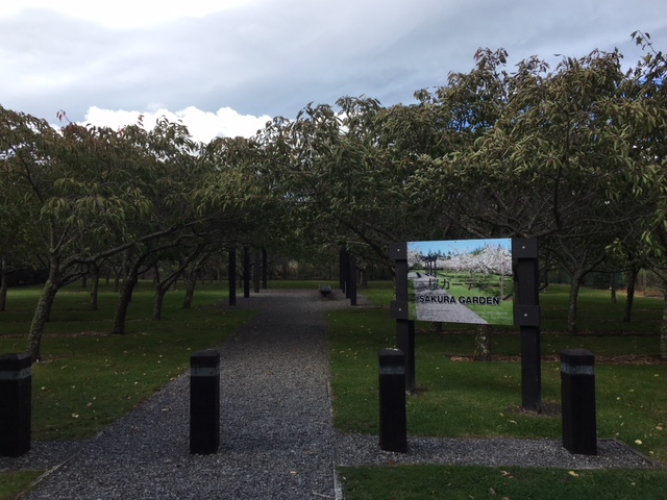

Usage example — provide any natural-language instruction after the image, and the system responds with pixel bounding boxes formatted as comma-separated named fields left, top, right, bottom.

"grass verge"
left=329, top=289, right=667, bottom=457
left=340, top=465, right=667, bottom=500
left=0, top=281, right=253, bottom=441
left=0, top=471, right=43, bottom=500
left=329, top=281, right=667, bottom=497
left=1, top=281, right=253, bottom=499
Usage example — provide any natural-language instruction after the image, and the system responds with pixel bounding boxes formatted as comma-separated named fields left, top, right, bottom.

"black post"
left=513, top=238, right=542, bottom=412
left=389, top=242, right=416, bottom=393
left=343, top=251, right=351, bottom=298
left=228, top=249, right=237, bottom=306
left=243, top=246, right=250, bottom=299
left=190, top=349, right=220, bottom=455
left=561, top=349, right=597, bottom=455
left=262, top=248, right=268, bottom=289
left=339, top=249, right=346, bottom=292
left=254, top=249, right=261, bottom=294
left=379, top=348, right=407, bottom=453
left=349, top=254, right=357, bottom=306
left=0, top=353, right=32, bottom=457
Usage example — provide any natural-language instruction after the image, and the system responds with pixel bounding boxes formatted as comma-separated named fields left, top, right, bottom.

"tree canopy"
left=2, top=32, right=667, bottom=357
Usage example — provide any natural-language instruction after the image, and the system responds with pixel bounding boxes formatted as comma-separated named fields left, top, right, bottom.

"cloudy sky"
left=2, top=0, right=666, bottom=141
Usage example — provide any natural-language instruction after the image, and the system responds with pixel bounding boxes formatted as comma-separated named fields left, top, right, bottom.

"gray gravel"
left=1, top=288, right=660, bottom=500
left=336, top=435, right=657, bottom=470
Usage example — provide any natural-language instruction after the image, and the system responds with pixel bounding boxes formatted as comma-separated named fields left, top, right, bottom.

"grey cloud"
left=2, top=0, right=666, bottom=124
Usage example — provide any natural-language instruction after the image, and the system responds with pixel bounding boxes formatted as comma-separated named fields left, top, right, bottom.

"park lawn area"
left=1, top=281, right=254, bottom=499
left=0, top=470, right=43, bottom=500
left=2, top=280, right=666, bottom=498
left=340, top=465, right=667, bottom=500
left=0, top=281, right=254, bottom=441
left=330, top=282, right=667, bottom=498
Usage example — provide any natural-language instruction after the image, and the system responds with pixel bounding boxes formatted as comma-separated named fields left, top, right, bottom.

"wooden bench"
left=319, top=284, right=332, bottom=297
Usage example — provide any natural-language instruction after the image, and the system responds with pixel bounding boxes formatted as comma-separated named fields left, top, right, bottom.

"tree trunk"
left=623, top=267, right=639, bottom=322
left=567, top=272, right=584, bottom=334
left=0, top=255, right=8, bottom=312
left=153, top=285, right=168, bottom=320
left=90, top=263, right=100, bottom=311
left=183, top=270, right=197, bottom=309
left=361, top=267, right=368, bottom=289
left=113, top=267, right=122, bottom=293
left=113, top=274, right=137, bottom=335
left=27, top=262, right=60, bottom=360
left=473, top=324, right=492, bottom=361
left=610, top=273, right=617, bottom=303
left=661, top=293, right=667, bottom=360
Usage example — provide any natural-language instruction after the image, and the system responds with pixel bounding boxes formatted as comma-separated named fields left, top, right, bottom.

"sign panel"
left=407, top=238, right=514, bottom=325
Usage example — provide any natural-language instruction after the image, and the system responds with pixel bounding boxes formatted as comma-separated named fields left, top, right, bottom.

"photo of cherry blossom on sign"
left=407, top=238, right=514, bottom=325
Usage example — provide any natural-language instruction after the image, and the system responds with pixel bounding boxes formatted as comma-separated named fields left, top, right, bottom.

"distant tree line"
left=2, top=31, right=667, bottom=358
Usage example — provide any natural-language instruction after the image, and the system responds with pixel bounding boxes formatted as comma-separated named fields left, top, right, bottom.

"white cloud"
left=0, top=0, right=253, bottom=28
left=83, top=105, right=271, bottom=142
left=1, top=0, right=666, bottom=127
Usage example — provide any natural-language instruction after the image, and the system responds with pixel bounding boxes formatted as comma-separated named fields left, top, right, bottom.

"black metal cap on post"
left=0, top=353, right=32, bottom=457
left=379, top=348, right=407, bottom=453
left=561, top=349, right=597, bottom=455
left=190, top=349, right=220, bottom=455
left=561, top=349, right=595, bottom=371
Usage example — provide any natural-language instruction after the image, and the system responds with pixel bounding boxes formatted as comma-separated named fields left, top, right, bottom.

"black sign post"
left=339, top=249, right=347, bottom=293
left=389, top=242, right=416, bottom=393
left=349, top=254, right=357, bottom=306
left=513, top=238, right=542, bottom=412
left=343, top=251, right=351, bottom=298
left=243, top=246, right=250, bottom=299
left=254, top=249, right=261, bottom=294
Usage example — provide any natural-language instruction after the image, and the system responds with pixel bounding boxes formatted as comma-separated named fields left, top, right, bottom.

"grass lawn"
left=0, top=281, right=254, bottom=442
left=0, top=471, right=43, bottom=500
left=329, top=281, right=667, bottom=499
left=340, top=465, right=667, bottom=500
left=0, top=280, right=253, bottom=499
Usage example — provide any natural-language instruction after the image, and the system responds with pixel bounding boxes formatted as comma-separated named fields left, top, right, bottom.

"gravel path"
left=1, top=288, right=660, bottom=500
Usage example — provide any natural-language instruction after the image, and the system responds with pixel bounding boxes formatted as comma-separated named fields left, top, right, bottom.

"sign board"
left=407, top=238, right=514, bottom=325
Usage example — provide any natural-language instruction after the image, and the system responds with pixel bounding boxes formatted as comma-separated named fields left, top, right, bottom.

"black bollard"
left=0, top=353, right=32, bottom=457
left=561, top=349, right=597, bottom=455
left=228, top=249, right=237, bottom=306
left=349, top=254, right=357, bottom=306
left=190, top=349, right=220, bottom=455
left=243, top=246, right=250, bottom=299
left=254, top=249, right=261, bottom=294
left=379, top=348, right=407, bottom=453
